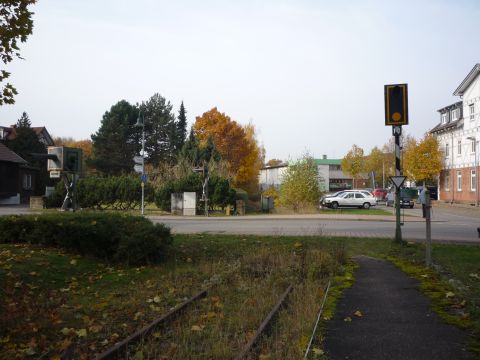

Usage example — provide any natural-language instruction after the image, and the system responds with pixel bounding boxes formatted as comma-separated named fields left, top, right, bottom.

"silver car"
left=323, top=190, right=377, bottom=209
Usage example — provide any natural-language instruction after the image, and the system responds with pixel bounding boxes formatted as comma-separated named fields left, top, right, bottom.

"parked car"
left=323, top=190, right=377, bottom=209
left=320, top=189, right=373, bottom=207
left=386, top=189, right=414, bottom=208
left=372, top=188, right=388, bottom=200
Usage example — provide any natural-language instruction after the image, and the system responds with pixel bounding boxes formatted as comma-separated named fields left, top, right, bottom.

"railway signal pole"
left=385, top=84, right=409, bottom=243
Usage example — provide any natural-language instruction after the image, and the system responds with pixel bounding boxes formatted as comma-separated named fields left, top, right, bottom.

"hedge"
left=0, top=213, right=172, bottom=265
left=45, top=175, right=154, bottom=210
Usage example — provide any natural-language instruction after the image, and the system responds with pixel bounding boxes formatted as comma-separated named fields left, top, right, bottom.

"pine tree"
left=7, top=112, right=45, bottom=160
left=17, top=112, right=32, bottom=127
left=142, top=93, right=177, bottom=165
left=179, top=127, right=200, bottom=164
left=90, top=100, right=140, bottom=175
left=175, top=101, right=187, bottom=152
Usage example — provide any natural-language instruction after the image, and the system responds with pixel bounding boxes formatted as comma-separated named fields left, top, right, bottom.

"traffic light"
left=385, top=84, right=408, bottom=126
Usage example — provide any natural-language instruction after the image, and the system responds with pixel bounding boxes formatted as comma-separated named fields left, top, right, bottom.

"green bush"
left=0, top=213, right=172, bottom=265
left=45, top=175, right=154, bottom=210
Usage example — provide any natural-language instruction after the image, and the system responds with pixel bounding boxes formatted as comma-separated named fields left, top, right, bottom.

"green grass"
left=1, top=234, right=479, bottom=358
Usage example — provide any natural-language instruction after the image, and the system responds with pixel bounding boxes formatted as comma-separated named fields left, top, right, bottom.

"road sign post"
left=385, top=84, right=409, bottom=243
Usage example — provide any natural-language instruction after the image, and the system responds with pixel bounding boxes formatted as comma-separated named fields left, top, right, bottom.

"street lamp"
left=135, top=111, right=145, bottom=215
left=467, top=136, right=479, bottom=207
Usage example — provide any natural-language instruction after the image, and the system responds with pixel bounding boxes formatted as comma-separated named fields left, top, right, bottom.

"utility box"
left=183, top=192, right=196, bottom=216
left=171, top=192, right=197, bottom=216
left=47, top=147, right=83, bottom=173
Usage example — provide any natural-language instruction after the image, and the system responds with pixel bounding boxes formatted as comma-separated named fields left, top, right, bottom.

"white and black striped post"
left=393, top=125, right=402, bottom=243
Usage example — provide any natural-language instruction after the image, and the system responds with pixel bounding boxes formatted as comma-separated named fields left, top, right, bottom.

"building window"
left=22, top=174, right=32, bottom=190
left=0, top=128, right=4, bottom=140
left=457, top=140, right=462, bottom=155
left=472, top=139, right=477, bottom=153
left=452, top=109, right=458, bottom=121
left=445, top=172, right=450, bottom=191
left=445, top=143, right=449, bottom=158
left=471, top=170, right=477, bottom=191
left=441, top=113, right=447, bottom=124
left=470, top=104, right=475, bottom=121
left=457, top=171, right=462, bottom=191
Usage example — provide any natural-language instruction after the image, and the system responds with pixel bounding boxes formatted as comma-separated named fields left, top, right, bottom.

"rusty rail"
left=96, top=289, right=207, bottom=360
left=236, top=284, right=293, bottom=360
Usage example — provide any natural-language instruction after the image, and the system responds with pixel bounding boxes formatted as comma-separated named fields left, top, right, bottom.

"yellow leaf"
left=191, top=325, right=202, bottom=332
left=61, top=328, right=74, bottom=336
left=152, top=331, right=161, bottom=338
left=344, top=316, right=352, bottom=322
left=70, top=259, right=77, bottom=265
left=446, top=292, right=455, bottom=298
left=259, top=354, right=271, bottom=360
left=312, top=348, right=324, bottom=355
left=76, top=329, right=87, bottom=337
left=354, top=310, right=363, bottom=317
left=207, top=311, right=216, bottom=319
left=294, top=242, right=302, bottom=248
left=153, top=296, right=161, bottom=303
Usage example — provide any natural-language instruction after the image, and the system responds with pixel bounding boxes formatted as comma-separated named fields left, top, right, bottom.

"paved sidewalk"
left=325, top=256, right=474, bottom=360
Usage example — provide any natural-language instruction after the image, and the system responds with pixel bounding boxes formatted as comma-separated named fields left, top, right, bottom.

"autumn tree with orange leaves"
left=193, top=108, right=263, bottom=192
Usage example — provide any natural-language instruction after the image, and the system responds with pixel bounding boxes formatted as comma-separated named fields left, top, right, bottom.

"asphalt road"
left=149, top=205, right=480, bottom=244
left=1, top=204, right=478, bottom=243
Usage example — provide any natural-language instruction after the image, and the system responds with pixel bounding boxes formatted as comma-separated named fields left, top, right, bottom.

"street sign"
left=385, top=84, right=408, bottom=126
left=141, top=173, right=147, bottom=183
left=134, top=164, right=143, bottom=173
left=390, top=175, right=406, bottom=189
left=133, top=155, right=143, bottom=165
left=50, top=171, right=61, bottom=178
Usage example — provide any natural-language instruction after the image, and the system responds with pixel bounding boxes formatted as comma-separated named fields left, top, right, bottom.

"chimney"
left=322, top=154, right=327, bottom=160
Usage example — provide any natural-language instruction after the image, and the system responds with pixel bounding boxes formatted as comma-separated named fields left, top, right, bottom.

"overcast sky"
left=1, top=0, right=479, bottom=161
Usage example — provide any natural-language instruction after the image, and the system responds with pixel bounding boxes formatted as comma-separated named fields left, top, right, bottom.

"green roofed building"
left=259, top=155, right=369, bottom=193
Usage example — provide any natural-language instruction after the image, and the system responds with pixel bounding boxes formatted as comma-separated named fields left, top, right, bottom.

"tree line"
left=342, top=133, right=443, bottom=187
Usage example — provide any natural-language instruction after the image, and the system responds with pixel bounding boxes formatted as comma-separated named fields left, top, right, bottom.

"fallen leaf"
left=61, top=328, right=74, bottom=336
left=70, top=259, right=77, bottom=265
left=344, top=316, right=352, bottom=322
left=191, top=325, right=202, bottom=331
left=446, top=292, right=455, bottom=298
left=294, top=242, right=302, bottom=248
left=312, top=348, right=324, bottom=355
left=153, top=296, right=161, bottom=303
left=76, top=329, right=87, bottom=337
left=259, top=354, right=271, bottom=359
left=354, top=310, right=363, bottom=317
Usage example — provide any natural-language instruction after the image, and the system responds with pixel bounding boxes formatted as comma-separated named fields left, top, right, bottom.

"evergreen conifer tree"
left=175, top=101, right=187, bottom=151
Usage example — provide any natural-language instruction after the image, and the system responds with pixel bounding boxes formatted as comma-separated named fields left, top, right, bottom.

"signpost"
left=385, top=84, right=408, bottom=243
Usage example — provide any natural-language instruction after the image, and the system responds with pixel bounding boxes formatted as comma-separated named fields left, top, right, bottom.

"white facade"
left=430, top=64, right=480, bottom=203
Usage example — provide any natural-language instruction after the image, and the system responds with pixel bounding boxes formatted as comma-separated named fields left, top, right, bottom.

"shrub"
left=0, top=213, right=172, bottom=265
left=45, top=175, right=154, bottom=210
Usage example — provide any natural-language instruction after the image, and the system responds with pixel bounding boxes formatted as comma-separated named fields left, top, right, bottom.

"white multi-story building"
left=430, top=63, right=480, bottom=204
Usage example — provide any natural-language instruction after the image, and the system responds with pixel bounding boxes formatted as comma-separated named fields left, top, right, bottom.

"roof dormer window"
left=441, top=113, right=447, bottom=124
left=451, top=109, right=459, bottom=121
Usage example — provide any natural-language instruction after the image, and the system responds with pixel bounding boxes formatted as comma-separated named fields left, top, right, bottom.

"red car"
left=372, top=188, right=388, bottom=200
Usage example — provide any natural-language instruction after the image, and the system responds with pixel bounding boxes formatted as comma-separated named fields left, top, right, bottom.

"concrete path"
left=325, top=256, right=474, bottom=360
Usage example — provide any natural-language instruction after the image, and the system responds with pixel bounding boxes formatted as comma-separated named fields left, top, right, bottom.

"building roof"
left=437, top=101, right=463, bottom=113
left=0, top=143, right=27, bottom=164
left=0, top=125, right=54, bottom=145
left=453, top=63, right=480, bottom=96
left=429, top=118, right=464, bottom=135
left=314, top=158, right=342, bottom=165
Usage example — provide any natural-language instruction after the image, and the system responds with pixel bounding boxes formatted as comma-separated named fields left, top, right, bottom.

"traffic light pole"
left=394, top=126, right=402, bottom=243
